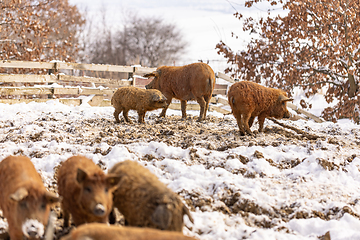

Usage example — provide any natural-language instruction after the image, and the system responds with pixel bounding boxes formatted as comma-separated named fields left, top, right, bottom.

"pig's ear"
left=278, top=95, right=293, bottom=102
left=151, top=204, right=172, bottom=230
left=152, top=94, right=162, bottom=102
left=143, top=70, right=160, bottom=78
left=10, top=187, right=28, bottom=202
left=106, top=174, right=121, bottom=188
left=143, top=71, right=157, bottom=78
left=76, top=168, right=88, bottom=184
left=44, top=192, right=61, bottom=204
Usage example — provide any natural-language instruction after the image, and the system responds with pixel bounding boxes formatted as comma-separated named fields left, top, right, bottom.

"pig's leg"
left=242, top=112, right=253, bottom=135
left=232, top=110, right=245, bottom=135
left=196, top=97, right=206, bottom=122
left=138, top=111, right=145, bottom=124
left=114, top=108, right=123, bottom=123
left=123, top=109, right=132, bottom=124
left=248, top=116, right=255, bottom=128
left=257, top=114, right=266, bottom=132
left=203, top=95, right=211, bottom=120
left=160, top=97, right=172, bottom=118
left=181, top=100, right=187, bottom=120
left=63, top=209, right=70, bottom=228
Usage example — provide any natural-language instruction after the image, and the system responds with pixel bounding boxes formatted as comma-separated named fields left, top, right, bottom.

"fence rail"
left=0, top=60, right=156, bottom=74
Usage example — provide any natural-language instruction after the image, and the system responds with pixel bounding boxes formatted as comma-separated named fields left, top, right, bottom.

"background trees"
left=216, top=0, right=360, bottom=122
left=0, top=0, right=84, bottom=70
left=85, top=11, right=187, bottom=68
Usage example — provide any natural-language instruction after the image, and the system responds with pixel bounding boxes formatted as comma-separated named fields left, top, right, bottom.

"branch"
left=293, top=80, right=343, bottom=88
left=269, top=118, right=323, bottom=140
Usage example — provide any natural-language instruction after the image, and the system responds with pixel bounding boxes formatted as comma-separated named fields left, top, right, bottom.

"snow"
left=0, top=101, right=360, bottom=240
left=1, top=2, right=359, bottom=239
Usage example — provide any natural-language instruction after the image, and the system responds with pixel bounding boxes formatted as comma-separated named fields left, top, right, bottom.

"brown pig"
left=144, top=62, right=215, bottom=122
left=111, top=86, right=168, bottom=124
left=228, top=81, right=293, bottom=135
left=57, top=155, right=120, bottom=227
left=0, top=155, right=60, bottom=240
left=59, top=223, right=197, bottom=240
left=108, top=160, right=194, bottom=232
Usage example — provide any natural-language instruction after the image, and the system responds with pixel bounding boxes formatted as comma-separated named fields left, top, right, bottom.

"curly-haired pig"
left=59, top=223, right=197, bottom=240
left=144, top=62, right=215, bottom=122
left=111, top=86, right=168, bottom=124
left=0, top=155, right=60, bottom=240
left=108, top=160, right=194, bottom=232
left=228, top=81, right=293, bottom=135
left=57, top=155, right=120, bottom=227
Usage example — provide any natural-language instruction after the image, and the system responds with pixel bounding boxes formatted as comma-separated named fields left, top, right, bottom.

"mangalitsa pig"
left=228, top=81, right=293, bottom=135
left=108, top=160, right=194, bottom=232
left=0, top=155, right=60, bottom=240
left=57, top=155, right=120, bottom=227
left=144, top=62, right=216, bottom=122
left=59, top=223, right=197, bottom=240
left=111, top=86, right=168, bottom=124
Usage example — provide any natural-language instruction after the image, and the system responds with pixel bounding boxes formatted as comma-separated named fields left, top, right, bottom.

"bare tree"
left=121, top=15, right=187, bottom=67
left=87, top=11, right=187, bottom=67
left=217, top=0, right=360, bottom=123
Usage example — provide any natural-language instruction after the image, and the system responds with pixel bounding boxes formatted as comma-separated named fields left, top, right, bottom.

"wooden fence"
left=0, top=60, right=324, bottom=122
left=0, top=60, right=232, bottom=114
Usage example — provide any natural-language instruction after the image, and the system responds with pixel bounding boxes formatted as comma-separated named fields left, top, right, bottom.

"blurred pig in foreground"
left=57, top=155, right=120, bottom=227
left=0, top=155, right=60, bottom=240
left=59, top=223, right=197, bottom=240
left=109, top=160, right=194, bottom=232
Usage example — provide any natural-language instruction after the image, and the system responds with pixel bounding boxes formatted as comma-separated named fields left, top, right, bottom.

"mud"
left=0, top=112, right=359, bottom=239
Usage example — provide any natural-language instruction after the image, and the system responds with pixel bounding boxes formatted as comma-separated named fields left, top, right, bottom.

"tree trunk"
left=348, top=73, right=357, bottom=98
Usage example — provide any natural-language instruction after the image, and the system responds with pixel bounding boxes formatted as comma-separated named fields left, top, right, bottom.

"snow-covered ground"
left=0, top=100, right=360, bottom=240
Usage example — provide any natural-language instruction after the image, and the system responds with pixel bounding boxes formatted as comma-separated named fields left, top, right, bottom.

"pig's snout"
left=93, top=203, right=106, bottom=217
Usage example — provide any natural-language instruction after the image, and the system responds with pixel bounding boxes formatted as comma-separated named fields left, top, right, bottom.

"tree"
left=0, top=0, right=85, bottom=72
left=87, top=11, right=187, bottom=68
left=121, top=15, right=187, bottom=67
left=216, top=0, right=360, bottom=123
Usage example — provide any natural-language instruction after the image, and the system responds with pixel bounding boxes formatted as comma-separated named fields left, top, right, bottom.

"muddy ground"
left=0, top=111, right=359, bottom=239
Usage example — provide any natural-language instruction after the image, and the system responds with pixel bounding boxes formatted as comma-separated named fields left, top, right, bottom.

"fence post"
left=130, top=66, right=135, bottom=86
left=47, top=62, right=58, bottom=99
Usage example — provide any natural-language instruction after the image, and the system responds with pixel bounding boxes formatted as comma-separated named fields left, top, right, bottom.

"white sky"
left=68, top=0, right=275, bottom=72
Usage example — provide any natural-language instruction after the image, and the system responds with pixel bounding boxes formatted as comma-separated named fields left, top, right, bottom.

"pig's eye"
left=84, top=186, right=92, bottom=193
left=19, top=201, right=27, bottom=209
left=105, top=188, right=108, bottom=193
left=40, top=202, right=47, bottom=210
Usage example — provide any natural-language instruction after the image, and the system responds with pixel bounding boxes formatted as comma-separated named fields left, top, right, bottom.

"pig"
left=57, top=155, right=120, bottom=227
left=108, top=160, right=194, bottom=232
left=111, top=86, right=168, bottom=124
left=228, top=81, right=293, bottom=135
left=0, top=155, right=60, bottom=240
left=144, top=62, right=215, bottom=122
left=59, top=223, right=197, bottom=240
